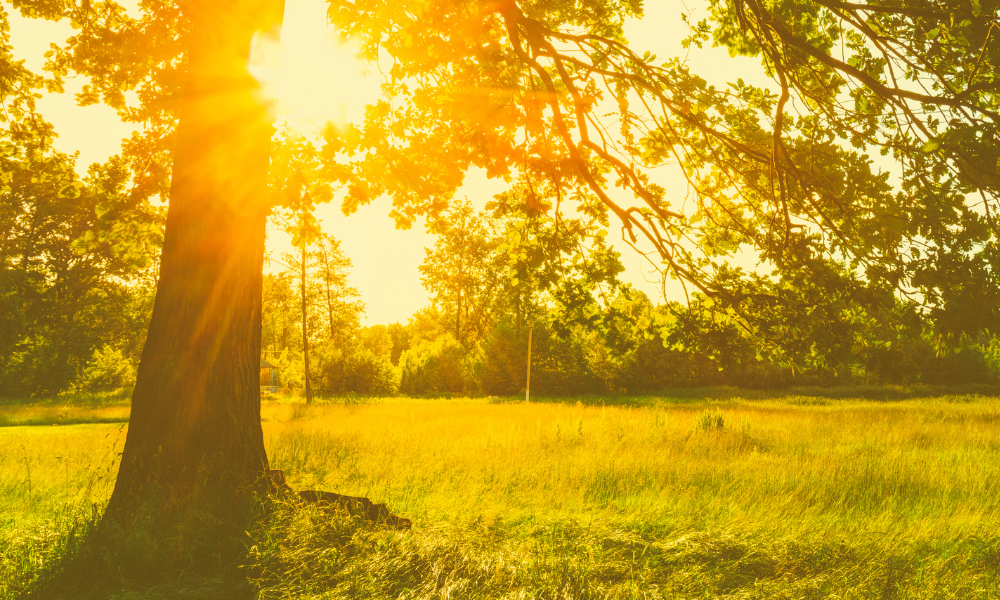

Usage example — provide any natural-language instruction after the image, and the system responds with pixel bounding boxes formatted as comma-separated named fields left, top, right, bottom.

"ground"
left=2, top=389, right=999, bottom=598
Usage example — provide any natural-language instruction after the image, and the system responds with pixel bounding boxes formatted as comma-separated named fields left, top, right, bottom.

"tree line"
left=262, top=197, right=1000, bottom=399
left=6, top=159, right=1000, bottom=399
left=5, top=144, right=1000, bottom=399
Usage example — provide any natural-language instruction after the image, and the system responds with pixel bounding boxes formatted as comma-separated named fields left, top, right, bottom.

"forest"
left=3, top=0, right=1000, bottom=598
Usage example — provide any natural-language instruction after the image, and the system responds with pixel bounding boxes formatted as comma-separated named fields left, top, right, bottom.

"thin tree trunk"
left=300, top=243, right=313, bottom=404
left=525, top=325, right=533, bottom=403
left=322, top=246, right=334, bottom=339
left=516, top=294, right=522, bottom=337
left=281, top=279, right=288, bottom=350
left=106, top=0, right=283, bottom=519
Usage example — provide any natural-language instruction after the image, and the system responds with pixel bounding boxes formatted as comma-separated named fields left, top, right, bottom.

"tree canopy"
left=323, top=0, right=1000, bottom=347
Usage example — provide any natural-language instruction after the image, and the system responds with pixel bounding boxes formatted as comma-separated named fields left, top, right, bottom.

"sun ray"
left=250, top=0, right=381, bottom=131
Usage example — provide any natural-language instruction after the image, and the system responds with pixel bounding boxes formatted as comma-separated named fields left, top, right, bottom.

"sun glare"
left=250, top=0, right=382, bottom=131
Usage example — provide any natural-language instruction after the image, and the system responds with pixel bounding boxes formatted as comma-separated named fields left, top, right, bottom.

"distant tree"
left=264, top=231, right=363, bottom=394
left=261, top=271, right=297, bottom=355
left=420, top=199, right=509, bottom=348
left=0, top=122, right=160, bottom=397
left=385, top=322, right=411, bottom=366
left=313, top=233, right=364, bottom=346
left=271, top=132, right=336, bottom=404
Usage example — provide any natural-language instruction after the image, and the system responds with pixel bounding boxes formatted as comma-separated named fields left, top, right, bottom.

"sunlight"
left=250, top=0, right=382, bottom=130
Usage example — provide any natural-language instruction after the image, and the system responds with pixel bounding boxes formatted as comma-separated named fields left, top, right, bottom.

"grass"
left=3, top=392, right=1000, bottom=598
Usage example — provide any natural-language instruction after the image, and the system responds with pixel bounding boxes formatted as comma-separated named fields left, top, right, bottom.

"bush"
left=399, top=334, right=467, bottom=394
left=623, top=338, right=726, bottom=392
left=77, top=345, right=135, bottom=392
left=864, top=337, right=998, bottom=386
left=321, top=346, right=399, bottom=396
left=276, top=350, right=305, bottom=391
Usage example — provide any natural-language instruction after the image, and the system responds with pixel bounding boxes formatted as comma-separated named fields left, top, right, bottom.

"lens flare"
left=249, top=0, right=381, bottom=131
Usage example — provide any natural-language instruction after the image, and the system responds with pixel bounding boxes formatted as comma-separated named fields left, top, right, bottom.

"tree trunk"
left=105, top=0, right=283, bottom=519
left=300, top=243, right=313, bottom=404
left=322, top=245, right=335, bottom=339
left=525, top=324, right=533, bottom=403
left=516, top=293, right=522, bottom=337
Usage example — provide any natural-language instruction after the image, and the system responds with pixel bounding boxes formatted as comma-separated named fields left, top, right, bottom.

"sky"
left=4, top=0, right=772, bottom=325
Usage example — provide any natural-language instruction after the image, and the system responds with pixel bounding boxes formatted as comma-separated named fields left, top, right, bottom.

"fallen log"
left=269, top=469, right=411, bottom=530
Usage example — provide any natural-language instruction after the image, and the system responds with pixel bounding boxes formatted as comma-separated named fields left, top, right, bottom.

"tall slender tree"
left=313, top=232, right=363, bottom=345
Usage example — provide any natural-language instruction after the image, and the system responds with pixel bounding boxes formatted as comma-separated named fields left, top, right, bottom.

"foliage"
left=398, top=333, right=468, bottom=394
left=317, top=342, right=399, bottom=396
left=75, top=345, right=135, bottom=393
left=8, top=0, right=1000, bottom=385
left=317, top=0, right=1000, bottom=358
left=0, top=105, right=159, bottom=397
left=419, top=199, right=510, bottom=348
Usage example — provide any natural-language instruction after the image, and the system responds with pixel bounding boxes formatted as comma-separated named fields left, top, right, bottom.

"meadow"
left=2, top=391, right=1000, bottom=599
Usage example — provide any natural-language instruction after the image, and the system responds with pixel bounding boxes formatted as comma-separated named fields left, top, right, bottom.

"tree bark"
left=105, top=0, right=283, bottom=519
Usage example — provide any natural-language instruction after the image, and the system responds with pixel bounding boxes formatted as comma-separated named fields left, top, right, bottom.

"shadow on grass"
left=13, top=498, right=265, bottom=600
left=9, top=498, right=1000, bottom=600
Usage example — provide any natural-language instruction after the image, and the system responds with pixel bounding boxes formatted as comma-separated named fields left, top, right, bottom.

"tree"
left=0, top=107, right=161, bottom=396
left=420, top=199, right=509, bottom=348
left=313, top=232, right=363, bottom=345
left=263, top=230, right=363, bottom=393
left=270, top=130, right=339, bottom=404
left=104, top=0, right=285, bottom=518
left=262, top=271, right=297, bottom=356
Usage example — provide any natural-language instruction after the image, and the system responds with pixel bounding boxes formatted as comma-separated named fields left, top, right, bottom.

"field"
left=2, top=392, right=1000, bottom=599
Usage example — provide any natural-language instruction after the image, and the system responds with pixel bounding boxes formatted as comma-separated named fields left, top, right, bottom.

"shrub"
left=695, top=408, right=725, bottom=432
left=319, top=344, right=399, bottom=396
left=399, top=334, right=467, bottom=394
left=77, top=345, right=135, bottom=392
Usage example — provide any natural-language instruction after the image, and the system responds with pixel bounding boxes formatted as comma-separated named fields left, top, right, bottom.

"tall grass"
left=3, top=394, right=1000, bottom=598
left=262, top=397, right=1000, bottom=536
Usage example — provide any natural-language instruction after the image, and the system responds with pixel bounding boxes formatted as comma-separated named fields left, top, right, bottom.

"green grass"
left=3, top=393, right=1000, bottom=598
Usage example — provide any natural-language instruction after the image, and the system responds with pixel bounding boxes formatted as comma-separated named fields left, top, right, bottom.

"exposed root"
left=268, top=470, right=411, bottom=530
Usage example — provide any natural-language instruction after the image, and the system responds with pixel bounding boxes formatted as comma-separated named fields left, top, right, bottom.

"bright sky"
left=4, top=0, right=771, bottom=325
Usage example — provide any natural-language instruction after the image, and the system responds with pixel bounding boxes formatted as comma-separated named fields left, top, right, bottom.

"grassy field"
left=2, top=392, right=1000, bottom=598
